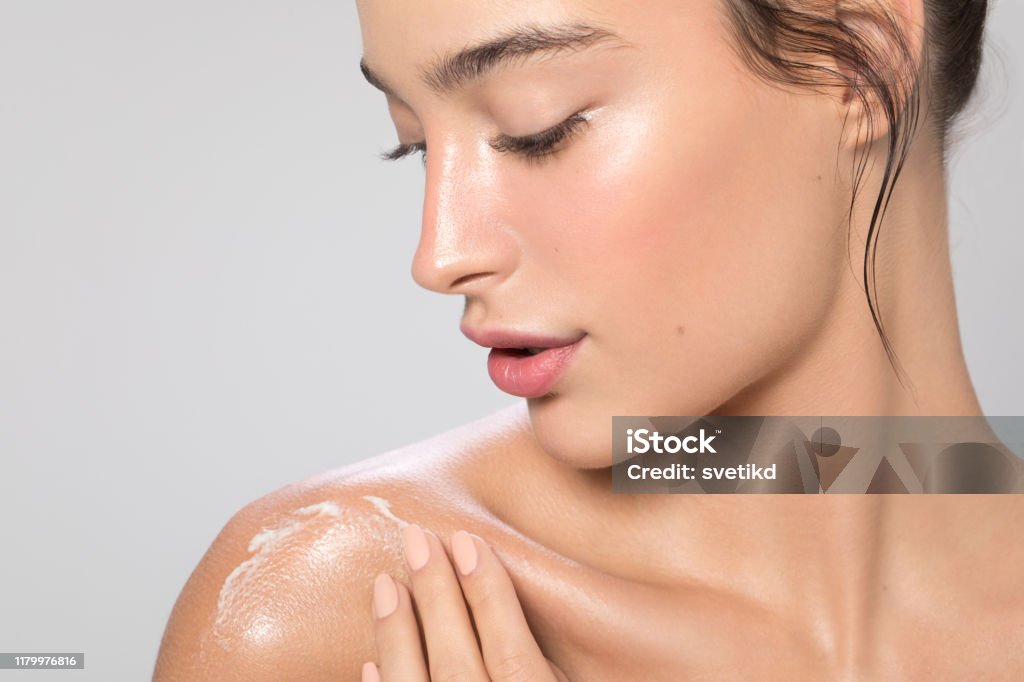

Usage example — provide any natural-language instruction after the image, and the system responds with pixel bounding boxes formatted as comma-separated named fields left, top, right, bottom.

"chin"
left=525, top=392, right=619, bottom=469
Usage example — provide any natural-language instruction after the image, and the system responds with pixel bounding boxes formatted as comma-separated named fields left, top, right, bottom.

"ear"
left=833, top=0, right=926, bottom=151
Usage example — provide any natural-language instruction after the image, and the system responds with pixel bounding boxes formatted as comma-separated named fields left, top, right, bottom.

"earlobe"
left=834, top=0, right=926, bottom=151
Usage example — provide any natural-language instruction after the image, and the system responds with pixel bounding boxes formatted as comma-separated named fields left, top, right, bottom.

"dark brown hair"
left=721, top=0, right=988, bottom=389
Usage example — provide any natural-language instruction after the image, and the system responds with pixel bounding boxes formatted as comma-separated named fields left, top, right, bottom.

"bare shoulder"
left=153, top=406, right=530, bottom=681
left=153, top=469, right=408, bottom=680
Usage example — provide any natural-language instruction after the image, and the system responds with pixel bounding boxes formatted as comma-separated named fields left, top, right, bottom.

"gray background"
left=0, top=1, right=1020, bottom=679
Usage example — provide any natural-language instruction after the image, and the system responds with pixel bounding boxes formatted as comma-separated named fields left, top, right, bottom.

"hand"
left=362, top=524, right=569, bottom=682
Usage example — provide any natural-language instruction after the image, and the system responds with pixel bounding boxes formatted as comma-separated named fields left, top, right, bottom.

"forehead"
left=356, top=0, right=593, bottom=46
left=354, top=0, right=678, bottom=94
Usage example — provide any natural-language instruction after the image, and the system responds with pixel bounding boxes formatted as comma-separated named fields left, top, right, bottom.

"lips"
left=460, top=326, right=586, bottom=352
left=460, top=324, right=586, bottom=398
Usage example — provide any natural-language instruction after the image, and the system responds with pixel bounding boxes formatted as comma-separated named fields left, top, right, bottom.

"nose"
left=410, top=138, right=517, bottom=295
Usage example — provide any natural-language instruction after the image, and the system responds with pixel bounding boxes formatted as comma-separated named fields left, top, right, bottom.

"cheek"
left=526, top=94, right=844, bottom=325
left=511, top=79, right=849, bottom=415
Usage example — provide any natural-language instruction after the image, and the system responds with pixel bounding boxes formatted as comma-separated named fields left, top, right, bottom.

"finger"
left=371, top=573, right=429, bottom=682
left=402, top=523, right=489, bottom=680
left=451, top=530, right=558, bottom=681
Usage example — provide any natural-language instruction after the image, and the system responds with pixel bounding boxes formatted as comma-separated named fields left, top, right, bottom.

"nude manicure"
left=402, top=523, right=430, bottom=571
left=361, top=661, right=380, bottom=682
left=452, top=530, right=479, bottom=576
left=372, top=573, right=398, bottom=619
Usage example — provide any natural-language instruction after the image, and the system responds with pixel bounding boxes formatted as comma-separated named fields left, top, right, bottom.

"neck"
left=711, top=136, right=983, bottom=418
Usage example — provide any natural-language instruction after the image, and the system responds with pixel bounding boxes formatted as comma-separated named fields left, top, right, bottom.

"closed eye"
left=488, top=111, right=590, bottom=161
left=379, top=141, right=427, bottom=166
left=379, top=110, right=591, bottom=166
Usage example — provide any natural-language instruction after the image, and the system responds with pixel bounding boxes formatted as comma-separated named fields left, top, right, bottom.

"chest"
left=509, top=562, right=1023, bottom=681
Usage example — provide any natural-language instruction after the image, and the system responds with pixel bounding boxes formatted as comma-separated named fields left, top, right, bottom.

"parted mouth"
left=493, top=347, right=546, bottom=357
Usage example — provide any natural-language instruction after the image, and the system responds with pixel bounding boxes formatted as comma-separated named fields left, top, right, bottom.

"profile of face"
left=357, top=0, right=863, bottom=468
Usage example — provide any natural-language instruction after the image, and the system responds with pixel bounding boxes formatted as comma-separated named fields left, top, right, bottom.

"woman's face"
left=356, top=0, right=853, bottom=467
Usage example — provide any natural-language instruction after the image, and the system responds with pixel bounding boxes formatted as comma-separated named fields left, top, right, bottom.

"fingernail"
left=451, top=530, right=479, bottom=576
left=402, top=523, right=430, bottom=572
left=373, top=573, right=398, bottom=619
left=361, top=661, right=380, bottom=682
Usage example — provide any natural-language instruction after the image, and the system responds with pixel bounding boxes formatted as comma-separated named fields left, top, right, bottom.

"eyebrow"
left=359, top=21, right=628, bottom=99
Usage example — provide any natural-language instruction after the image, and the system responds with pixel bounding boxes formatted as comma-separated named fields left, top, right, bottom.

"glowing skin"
left=356, top=0, right=984, bottom=470
left=202, top=500, right=402, bottom=659
left=213, top=502, right=345, bottom=647
left=154, top=1, right=1024, bottom=680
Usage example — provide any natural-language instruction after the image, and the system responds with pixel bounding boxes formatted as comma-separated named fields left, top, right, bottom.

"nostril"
left=449, top=271, right=493, bottom=290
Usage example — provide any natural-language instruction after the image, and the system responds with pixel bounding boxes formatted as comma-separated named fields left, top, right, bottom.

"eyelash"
left=379, top=111, right=590, bottom=166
